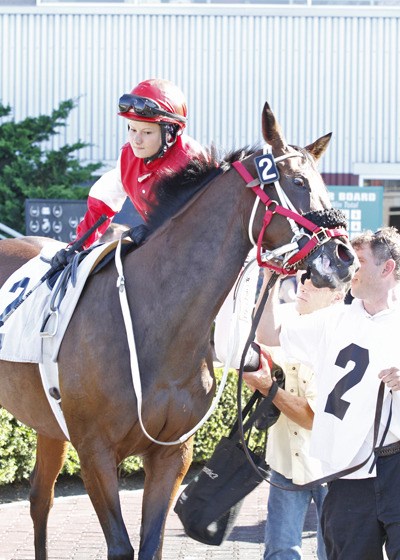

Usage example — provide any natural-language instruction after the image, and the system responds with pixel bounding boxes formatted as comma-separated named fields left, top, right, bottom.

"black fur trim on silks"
left=301, top=208, right=348, bottom=230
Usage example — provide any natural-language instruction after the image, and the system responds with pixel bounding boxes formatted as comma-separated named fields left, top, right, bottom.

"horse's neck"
left=128, top=178, right=253, bottom=344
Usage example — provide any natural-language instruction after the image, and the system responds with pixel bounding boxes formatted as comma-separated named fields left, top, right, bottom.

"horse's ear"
left=262, top=102, right=288, bottom=151
left=305, top=132, right=332, bottom=162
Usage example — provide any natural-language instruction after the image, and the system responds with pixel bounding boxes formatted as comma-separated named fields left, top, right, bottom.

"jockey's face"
left=127, top=120, right=162, bottom=159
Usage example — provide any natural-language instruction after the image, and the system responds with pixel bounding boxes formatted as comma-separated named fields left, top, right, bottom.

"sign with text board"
left=327, top=186, right=383, bottom=238
left=25, top=199, right=86, bottom=243
left=25, top=198, right=142, bottom=243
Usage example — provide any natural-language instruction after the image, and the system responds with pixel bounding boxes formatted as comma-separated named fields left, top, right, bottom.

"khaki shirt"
left=265, top=357, right=324, bottom=485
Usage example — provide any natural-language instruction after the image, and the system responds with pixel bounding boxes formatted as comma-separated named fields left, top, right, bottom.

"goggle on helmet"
left=118, top=78, right=187, bottom=131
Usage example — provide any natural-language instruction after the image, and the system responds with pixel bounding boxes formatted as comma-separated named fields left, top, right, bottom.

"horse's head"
left=241, top=102, right=358, bottom=289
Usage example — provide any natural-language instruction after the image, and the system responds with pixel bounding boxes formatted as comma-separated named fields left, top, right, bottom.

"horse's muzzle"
left=305, top=239, right=359, bottom=289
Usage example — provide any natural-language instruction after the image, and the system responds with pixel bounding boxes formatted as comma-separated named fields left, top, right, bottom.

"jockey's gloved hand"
left=128, top=224, right=149, bottom=246
left=50, top=248, right=73, bottom=270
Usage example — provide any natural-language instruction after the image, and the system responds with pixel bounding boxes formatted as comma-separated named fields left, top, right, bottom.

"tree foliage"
left=0, top=100, right=102, bottom=232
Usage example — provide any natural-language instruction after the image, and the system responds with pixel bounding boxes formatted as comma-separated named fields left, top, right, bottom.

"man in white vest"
left=248, top=227, right=400, bottom=560
left=244, top=272, right=348, bottom=560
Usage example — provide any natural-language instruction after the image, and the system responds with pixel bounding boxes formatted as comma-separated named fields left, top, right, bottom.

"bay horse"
left=0, top=102, right=357, bottom=560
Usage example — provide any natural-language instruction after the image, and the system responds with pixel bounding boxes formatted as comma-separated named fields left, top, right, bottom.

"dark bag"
left=174, top=391, right=273, bottom=546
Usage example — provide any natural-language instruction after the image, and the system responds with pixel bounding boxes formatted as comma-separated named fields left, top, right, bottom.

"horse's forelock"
left=220, top=146, right=259, bottom=170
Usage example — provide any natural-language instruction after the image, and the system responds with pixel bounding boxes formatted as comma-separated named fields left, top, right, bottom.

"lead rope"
left=115, top=239, right=254, bottom=445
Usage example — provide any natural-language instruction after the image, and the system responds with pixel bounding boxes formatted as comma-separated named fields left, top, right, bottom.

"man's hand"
left=243, top=348, right=274, bottom=396
left=378, top=367, right=400, bottom=391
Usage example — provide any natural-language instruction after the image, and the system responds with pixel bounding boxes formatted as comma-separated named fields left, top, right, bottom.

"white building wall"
left=1, top=5, right=399, bottom=176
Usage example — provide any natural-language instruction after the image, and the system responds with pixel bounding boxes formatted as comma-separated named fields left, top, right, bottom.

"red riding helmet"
left=118, top=78, right=187, bottom=132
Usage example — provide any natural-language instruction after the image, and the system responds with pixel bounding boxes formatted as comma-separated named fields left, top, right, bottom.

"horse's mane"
left=145, top=145, right=257, bottom=233
left=142, top=143, right=341, bottom=238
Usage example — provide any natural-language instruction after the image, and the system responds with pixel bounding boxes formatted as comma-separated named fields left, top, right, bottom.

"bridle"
left=232, top=147, right=348, bottom=275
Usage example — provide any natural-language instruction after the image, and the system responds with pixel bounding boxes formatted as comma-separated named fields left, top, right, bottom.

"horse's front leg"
left=30, top=434, right=69, bottom=560
left=78, top=444, right=134, bottom=560
left=139, top=438, right=193, bottom=560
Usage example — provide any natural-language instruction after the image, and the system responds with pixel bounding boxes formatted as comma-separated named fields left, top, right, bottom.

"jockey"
left=51, top=78, right=206, bottom=266
left=78, top=78, right=206, bottom=248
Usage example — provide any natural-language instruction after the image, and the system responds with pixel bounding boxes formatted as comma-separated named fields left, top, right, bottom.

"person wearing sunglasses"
left=252, top=226, right=400, bottom=560
left=243, top=272, right=348, bottom=560
left=53, top=78, right=206, bottom=263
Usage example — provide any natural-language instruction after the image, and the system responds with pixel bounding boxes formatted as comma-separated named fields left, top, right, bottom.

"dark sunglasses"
left=118, top=94, right=186, bottom=124
left=374, top=229, right=395, bottom=260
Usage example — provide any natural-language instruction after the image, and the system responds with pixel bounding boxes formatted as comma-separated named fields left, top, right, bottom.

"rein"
left=235, top=271, right=280, bottom=479
left=115, top=239, right=235, bottom=446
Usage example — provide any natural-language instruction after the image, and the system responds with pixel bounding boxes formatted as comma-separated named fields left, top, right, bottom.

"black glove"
left=50, top=248, right=72, bottom=270
left=128, top=224, right=149, bottom=246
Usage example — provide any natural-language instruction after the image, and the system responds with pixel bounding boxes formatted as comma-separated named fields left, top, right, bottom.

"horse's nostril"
left=337, top=243, right=354, bottom=264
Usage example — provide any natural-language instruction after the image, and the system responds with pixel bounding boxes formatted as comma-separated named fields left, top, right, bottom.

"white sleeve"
left=89, top=157, right=127, bottom=212
left=214, top=253, right=259, bottom=369
left=279, top=307, right=329, bottom=370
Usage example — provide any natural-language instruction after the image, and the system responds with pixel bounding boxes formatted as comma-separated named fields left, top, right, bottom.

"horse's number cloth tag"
left=254, top=153, right=280, bottom=184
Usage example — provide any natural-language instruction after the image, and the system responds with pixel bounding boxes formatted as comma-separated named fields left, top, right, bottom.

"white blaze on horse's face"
left=312, top=251, right=336, bottom=284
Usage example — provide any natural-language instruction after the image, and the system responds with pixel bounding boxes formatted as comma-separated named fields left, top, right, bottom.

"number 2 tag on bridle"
left=254, top=154, right=280, bottom=184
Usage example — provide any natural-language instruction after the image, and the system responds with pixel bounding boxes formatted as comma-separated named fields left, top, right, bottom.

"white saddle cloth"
left=0, top=242, right=117, bottom=363
left=0, top=241, right=120, bottom=439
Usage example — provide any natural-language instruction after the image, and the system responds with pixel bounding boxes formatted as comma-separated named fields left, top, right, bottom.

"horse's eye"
left=293, top=177, right=305, bottom=187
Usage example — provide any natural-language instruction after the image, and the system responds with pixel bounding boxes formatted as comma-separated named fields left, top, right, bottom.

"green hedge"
left=0, top=369, right=263, bottom=485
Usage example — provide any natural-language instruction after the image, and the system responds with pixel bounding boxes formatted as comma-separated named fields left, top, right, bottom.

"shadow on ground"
left=0, top=464, right=203, bottom=504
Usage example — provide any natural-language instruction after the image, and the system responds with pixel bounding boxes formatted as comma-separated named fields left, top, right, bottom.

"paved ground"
left=0, top=478, right=319, bottom=560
